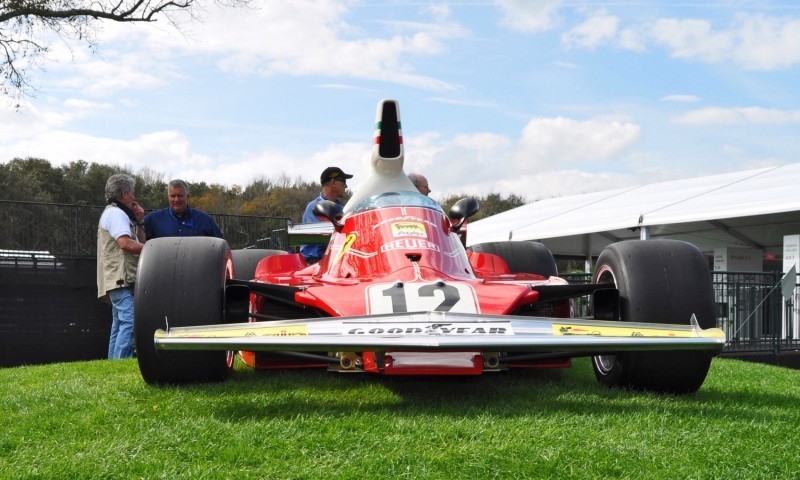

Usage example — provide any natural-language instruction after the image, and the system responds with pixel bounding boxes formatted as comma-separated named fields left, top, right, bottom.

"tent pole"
left=583, top=234, right=592, bottom=272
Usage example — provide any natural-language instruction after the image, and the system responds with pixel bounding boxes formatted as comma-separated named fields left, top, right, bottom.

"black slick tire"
left=231, top=249, right=286, bottom=281
left=468, top=241, right=557, bottom=277
left=134, top=237, right=234, bottom=385
left=591, top=240, right=716, bottom=394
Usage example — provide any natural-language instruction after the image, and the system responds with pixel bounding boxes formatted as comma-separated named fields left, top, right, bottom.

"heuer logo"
left=346, top=323, right=512, bottom=335
left=380, top=238, right=440, bottom=253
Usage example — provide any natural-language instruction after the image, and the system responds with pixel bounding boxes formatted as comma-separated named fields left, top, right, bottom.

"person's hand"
left=132, top=202, right=145, bottom=223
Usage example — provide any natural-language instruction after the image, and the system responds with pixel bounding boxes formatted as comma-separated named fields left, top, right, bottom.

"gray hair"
left=168, top=179, right=190, bottom=195
left=408, top=173, right=420, bottom=188
left=104, top=174, right=136, bottom=202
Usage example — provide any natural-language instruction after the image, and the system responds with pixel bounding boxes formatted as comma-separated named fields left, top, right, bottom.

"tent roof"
left=466, top=164, right=800, bottom=258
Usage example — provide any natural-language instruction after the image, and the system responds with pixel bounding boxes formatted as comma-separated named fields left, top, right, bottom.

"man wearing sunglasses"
left=299, top=166, right=353, bottom=264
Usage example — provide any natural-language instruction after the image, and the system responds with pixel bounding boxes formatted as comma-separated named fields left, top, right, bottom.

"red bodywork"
left=242, top=198, right=572, bottom=374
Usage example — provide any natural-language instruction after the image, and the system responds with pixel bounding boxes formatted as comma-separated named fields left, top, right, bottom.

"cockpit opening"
left=406, top=253, right=421, bottom=263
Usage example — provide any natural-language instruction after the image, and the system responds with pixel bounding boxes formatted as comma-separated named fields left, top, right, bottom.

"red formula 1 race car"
left=134, top=100, right=725, bottom=394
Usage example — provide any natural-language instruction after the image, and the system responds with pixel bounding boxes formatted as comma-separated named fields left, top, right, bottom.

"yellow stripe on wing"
left=157, top=325, right=309, bottom=339
left=553, top=324, right=724, bottom=339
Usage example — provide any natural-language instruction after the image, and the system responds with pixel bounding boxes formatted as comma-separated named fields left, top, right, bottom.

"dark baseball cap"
left=320, top=166, right=353, bottom=185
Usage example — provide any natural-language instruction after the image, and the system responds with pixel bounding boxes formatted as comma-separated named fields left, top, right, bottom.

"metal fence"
left=562, top=272, right=800, bottom=356
left=0, top=200, right=291, bottom=258
left=712, top=271, right=800, bottom=356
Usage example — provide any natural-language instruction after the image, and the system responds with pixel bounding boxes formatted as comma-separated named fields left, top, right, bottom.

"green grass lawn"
left=1, top=356, right=799, bottom=479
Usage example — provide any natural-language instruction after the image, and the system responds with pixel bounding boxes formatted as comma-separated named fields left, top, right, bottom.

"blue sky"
left=2, top=0, right=799, bottom=202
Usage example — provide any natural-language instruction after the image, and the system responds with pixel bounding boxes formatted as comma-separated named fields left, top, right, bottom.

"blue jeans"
left=108, top=287, right=135, bottom=359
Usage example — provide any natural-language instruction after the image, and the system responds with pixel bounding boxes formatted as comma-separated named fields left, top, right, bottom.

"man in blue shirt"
left=299, top=166, right=353, bottom=264
left=144, top=179, right=223, bottom=240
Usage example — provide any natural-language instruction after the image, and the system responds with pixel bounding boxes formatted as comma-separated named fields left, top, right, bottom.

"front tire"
left=591, top=240, right=716, bottom=394
left=135, top=237, right=234, bottom=385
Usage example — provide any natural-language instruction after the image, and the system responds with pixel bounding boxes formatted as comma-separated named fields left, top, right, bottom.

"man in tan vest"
left=97, top=174, right=146, bottom=359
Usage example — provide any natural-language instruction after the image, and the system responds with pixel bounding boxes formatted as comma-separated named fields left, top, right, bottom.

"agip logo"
left=391, top=221, right=426, bottom=238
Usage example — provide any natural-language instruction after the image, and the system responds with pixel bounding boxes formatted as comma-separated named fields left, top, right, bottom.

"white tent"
left=466, top=164, right=800, bottom=260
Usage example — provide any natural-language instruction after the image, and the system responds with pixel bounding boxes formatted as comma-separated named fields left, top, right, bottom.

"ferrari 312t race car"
left=134, top=99, right=725, bottom=394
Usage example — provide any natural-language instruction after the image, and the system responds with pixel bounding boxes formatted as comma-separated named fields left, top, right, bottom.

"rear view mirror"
left=313, top=200, right=345, bottom=231
left=449, top=197, right=479, bottom=233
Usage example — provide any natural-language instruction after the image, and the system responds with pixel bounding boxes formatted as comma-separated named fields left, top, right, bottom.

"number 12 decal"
left=367, top=282, right=480, bottom=314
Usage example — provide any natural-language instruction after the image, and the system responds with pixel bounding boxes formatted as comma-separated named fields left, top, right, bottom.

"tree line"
left=0, top=157, right=526, bottom=222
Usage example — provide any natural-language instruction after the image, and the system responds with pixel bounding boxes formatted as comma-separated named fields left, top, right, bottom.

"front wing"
left=153, top=312, right=725, bottom=354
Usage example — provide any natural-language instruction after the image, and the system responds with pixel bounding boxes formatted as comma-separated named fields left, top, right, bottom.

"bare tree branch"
left=0, top=0, right=250, bottom=99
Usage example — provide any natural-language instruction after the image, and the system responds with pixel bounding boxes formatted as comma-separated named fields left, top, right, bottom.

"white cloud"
left=453, top=132, right=511, bottom=152
left=650, top=18, right=734, bottom=64
left=177, top=0, right=464, bottom=91
left=661, top=95, right=700, bottom=103
left=494, top=170, right=636, bottom=201
left=673, top=107, right=800, bottom=125
left=425, top=4, right=452, bottom=23
left=562, top=11, right=619, bottom=50
left=650, top=14, right=800, bottom=70
left=156, top=140, right=373, bottom=190
left=0, top=103, right=87, bottom=141
left=722, top=144, right=741, bottom=155
left=42, top=29, right=177, bottom=98
left=71, top=58, right=170, bottom=98
left=429, top=97, right=500, bottom=108
left=397, top=117, right=640, bottom=200
left=554, top=60, right=580, bottom=69
left=516, top=116, right=641, bottom=168
left=561, top=10, right=645, bottom=52
left=494, top=0, right=562, bottom=33
left=40, top=0, right=465, bottom=98
left=617, top=27, right=646, bottom=52
left=560, top=11, right=800, bottom=70
left=733, top=13, right=800, bottom=70
left=62, top=99, right=114, bottom=110
left=0, top=128, right=212, bottom=177
left=401, top=131, right=510, bottom=196
left=396, top=127, right=592, bottom=200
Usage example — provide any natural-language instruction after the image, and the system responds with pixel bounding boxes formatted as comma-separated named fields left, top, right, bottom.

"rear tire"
left=591, top=240, right=716, bottom=394
left=469, top=241, right=557, bottom=277
left=470, top=241, right=560, bottom=364
left=135, top=237, right=234, bottom=385
left=232, top=248, right=286, bottom=280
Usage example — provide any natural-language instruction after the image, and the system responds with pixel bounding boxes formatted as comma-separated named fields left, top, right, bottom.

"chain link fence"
left=0, top=200, right=291, bottom=258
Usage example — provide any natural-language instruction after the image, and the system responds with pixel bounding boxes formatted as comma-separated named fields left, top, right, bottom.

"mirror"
left=449, top=197, right=479, bottom=232
left=313, top=200, right=345, bottom=231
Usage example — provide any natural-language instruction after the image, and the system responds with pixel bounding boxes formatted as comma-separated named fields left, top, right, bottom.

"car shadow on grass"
left=182, top=356, right=797, bottom=426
